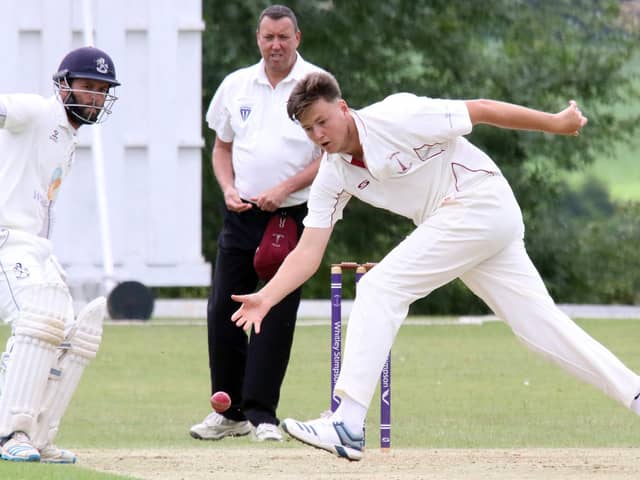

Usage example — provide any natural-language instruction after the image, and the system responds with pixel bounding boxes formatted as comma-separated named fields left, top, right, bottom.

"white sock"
left=331, top=394, right=367, bottom=434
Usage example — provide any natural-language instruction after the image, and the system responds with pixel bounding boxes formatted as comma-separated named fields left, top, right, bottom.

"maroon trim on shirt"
left=329, top=189, right=350, bottom=226
left=350, top=156, right=366, bottom=168
left=451, top=162, right=497, bottom=192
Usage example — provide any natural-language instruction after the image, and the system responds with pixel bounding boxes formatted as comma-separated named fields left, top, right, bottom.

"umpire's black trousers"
left=207, top=202, right=307, bottom=426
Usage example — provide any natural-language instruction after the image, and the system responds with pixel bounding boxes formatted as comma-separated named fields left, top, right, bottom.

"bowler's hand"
left=224, top=187, right=253, bottom=213
left=231, top=292, right=272, bottom=334
left=555, top=100, right=588, bottom=136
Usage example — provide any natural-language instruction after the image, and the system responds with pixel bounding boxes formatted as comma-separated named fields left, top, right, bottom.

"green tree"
left=200, top=0, right=639, bottom=312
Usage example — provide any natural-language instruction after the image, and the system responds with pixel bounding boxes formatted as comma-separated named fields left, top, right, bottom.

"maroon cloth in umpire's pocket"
left=253, top=212, right=298, bottom=280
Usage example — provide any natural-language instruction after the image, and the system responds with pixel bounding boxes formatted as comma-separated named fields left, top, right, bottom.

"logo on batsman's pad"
left=240, top=105, right=252, bottom=122
left=13, top=263, right=30, bottom=279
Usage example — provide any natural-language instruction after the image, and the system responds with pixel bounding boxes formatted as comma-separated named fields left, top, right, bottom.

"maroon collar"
left=350, top=155, right=366, bottom=168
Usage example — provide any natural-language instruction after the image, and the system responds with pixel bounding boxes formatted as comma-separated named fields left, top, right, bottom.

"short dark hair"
left=258, top=5, right=299, bottom=32
left=287, top=72, right=342, bottom=121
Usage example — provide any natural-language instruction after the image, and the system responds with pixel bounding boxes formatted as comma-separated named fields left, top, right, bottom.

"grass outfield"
left=567, top=136, right=640, bottom=201
left=0, top=462, right=132, bottom=479
left=0, top=319, right=639, bottom=478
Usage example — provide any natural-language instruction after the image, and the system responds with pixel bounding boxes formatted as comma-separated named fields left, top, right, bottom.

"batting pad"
left=0, top=336, right=16, bottom=399
left=0, top=283, right=70, bottom=437
left=33, top=296, right=105, bottom=449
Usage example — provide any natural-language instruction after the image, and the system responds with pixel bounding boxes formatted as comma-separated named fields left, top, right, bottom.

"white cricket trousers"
left=0, top=231, right=70, bottom=327
left=334, top=175, right=640, bottom=410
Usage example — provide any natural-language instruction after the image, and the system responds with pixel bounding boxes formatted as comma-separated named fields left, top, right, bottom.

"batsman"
left=0, top=46, right=120, bottom=463
left=231, top=71, right=640, bottom=461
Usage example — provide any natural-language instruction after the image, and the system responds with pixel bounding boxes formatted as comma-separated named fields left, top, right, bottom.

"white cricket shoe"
left=40, top=444, right=77, bottom=464
left=281, top=417, right=364, bottom=461
left=189, top=412, right=252, bottom=440
left=253, top=423, right=283, bottom=442
left=1, top=431, right=40, bottom=462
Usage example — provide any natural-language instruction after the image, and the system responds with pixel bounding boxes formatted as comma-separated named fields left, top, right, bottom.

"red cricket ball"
left=210, top=391, right=232, bottom=413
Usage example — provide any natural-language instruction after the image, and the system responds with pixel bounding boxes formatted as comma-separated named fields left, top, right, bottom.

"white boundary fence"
left=148, top=300, right=640, bottom=323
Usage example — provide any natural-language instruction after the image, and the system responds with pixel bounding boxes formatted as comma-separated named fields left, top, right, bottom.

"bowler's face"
left=297, top=99, right=350, bottom=154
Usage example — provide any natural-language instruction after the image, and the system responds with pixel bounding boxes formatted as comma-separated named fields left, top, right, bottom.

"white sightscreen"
left=0, top=0, right=211, bottom=293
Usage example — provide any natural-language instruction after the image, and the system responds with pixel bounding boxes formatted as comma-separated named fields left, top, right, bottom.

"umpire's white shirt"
left=304, top=94, right=502, bottom=227
left=205, top=54, right=323, bottom=207
left=0, top=94, right=77, bottom=249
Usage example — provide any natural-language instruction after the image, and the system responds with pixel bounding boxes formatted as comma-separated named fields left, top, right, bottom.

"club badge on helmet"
left=53, top=46, right=120, bottom=125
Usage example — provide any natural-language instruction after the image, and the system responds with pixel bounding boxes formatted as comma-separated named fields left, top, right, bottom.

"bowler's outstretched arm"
left=231, top=226, right=333, bottom=333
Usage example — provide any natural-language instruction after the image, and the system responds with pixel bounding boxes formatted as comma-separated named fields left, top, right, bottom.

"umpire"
left=189, top=5, right=324, bottom=442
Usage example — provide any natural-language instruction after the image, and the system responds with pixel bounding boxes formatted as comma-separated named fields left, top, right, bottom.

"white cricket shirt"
left=0, top=94, right=77, bottom=246
left=205, top=54, right=323, bottom=207
left=304, top=94, right=502, bottom=228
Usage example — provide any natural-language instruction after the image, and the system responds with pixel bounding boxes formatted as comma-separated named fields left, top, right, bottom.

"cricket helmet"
left=53, top=46, right=120, bottom=125
left=53, top=46, right=120, bottom=86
